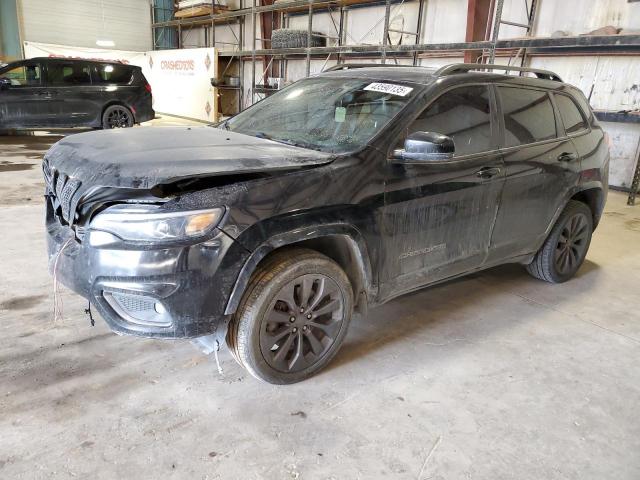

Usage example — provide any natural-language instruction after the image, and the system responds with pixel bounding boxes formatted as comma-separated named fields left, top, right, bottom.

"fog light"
left=104, top=291, right=172, bottom=328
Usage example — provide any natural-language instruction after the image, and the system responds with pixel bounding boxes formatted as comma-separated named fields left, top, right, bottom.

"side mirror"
left=392, top=131, right=454, bottom=163
left=0, top=78, right=10, bottom=91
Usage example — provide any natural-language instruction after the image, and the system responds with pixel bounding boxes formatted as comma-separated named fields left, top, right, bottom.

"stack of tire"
left=271, top=29, right=327, bottom=49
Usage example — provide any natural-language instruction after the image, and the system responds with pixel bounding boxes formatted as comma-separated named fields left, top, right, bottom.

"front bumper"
left=46, top=203, right=249, bottom=339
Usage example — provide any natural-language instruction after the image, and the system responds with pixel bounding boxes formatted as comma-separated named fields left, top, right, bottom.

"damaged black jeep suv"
left=45, top=63, right=609, bottom=384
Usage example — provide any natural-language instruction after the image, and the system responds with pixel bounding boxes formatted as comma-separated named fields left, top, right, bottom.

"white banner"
left=139, top=48, right=218, bottom=123
left=23, top=41, right=218, bottom=122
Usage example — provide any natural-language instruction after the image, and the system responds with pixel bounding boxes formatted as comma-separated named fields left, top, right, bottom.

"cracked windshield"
left=224, top=77, right=415, bottom=153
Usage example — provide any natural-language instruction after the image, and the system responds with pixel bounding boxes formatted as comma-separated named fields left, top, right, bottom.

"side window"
left=47, top=62, right=91, bottom=86
left=407, top=85, right=493, bottom=156
left=498, top=86, right=557, bottom=147
left=93, top=64, right=133, bottom=84
left=0, top=64, right=41, bottom=87
left=555, top=93, right=588, bottom=134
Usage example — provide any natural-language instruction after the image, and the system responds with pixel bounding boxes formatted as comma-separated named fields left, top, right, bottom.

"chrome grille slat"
left=46, top=167, right=81, bottom=223
left=60, top=178, right=81, bottom=221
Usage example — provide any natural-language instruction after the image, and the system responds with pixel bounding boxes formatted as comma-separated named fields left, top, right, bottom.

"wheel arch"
left=224, top=225, right=375, bottom=316
left=570, top=186, right=605, bottom=229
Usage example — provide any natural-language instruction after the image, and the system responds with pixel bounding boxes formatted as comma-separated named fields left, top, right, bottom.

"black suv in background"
left=0, top=57, right=154, bottom=129
left=44, top=64, right=608, bottom=384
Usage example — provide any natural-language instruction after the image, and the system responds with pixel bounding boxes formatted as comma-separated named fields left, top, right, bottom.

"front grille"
left=44, top=162, right=81, bottom=224
left=42, top=157, right=53, bottom=188
left=59, top=177, right=81, bottom=221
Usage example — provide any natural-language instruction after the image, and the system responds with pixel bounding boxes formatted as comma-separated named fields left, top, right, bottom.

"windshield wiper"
left=252, top=132, right=321, bottom=151
left=279, top=138, right=322, bottom=151
left=253, top=131, right=272, bottom=140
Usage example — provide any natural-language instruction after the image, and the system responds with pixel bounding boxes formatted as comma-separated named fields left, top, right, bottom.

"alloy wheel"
left=107, top=107, right=132, bottom=128
left=555, top=212, right=589, bottom=275
left=259, top=274, right=345, bottom=373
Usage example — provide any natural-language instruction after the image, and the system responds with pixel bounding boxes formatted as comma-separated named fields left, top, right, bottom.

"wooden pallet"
left=175, top=4, right=229, bottom=19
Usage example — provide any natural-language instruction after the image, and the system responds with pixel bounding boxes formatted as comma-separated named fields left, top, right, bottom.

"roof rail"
left=324, top=63, right=419, bottom=72
left=434, top=63, right=563, bottom=82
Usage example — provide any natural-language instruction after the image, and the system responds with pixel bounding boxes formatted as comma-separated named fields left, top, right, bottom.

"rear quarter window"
left=93, top=64, right=134, bottom=84
left=555, top=93, right=588, bottom=134
left=498, top=86, right=557, bottom=147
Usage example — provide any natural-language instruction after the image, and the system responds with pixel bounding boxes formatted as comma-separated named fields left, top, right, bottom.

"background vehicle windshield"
left=226, top=77, right=416, bottom=153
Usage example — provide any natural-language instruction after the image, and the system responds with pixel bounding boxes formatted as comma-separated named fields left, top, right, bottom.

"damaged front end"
left=44, top=163, right=249, bottom=340
left=43, top=127, right=334, bottom=339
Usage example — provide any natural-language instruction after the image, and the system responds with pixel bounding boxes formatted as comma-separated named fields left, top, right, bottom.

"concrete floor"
left=1, top=121, right=639, bottom=479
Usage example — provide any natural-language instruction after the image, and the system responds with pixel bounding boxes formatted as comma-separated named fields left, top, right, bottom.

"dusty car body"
left=44, top=64, right=609, bottom=383
left=0, top=57, right=154, bottom=129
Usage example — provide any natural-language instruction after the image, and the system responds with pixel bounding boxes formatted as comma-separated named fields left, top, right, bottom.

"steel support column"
left=464, top=0, right=493, bottom=63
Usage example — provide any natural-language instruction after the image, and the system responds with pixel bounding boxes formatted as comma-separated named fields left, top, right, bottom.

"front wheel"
left=102, top=105, right=134, bottom=129
left=227, top=248, right=353, bottom=384
left=526, top=200, right=593, bottom=283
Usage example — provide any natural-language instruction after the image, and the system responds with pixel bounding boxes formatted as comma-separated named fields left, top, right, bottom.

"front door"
left=0, top=62, right=48, bottom=128
left=487, top=85, right=582, bottom=262
left=380, top=84, right=505, bottom=300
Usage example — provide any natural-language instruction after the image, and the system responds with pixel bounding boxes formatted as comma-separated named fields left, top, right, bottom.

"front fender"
left=223, top=223, right=375, bottom=315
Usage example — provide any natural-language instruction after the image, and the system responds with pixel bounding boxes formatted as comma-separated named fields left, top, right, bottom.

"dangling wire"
left=84, top=300, right=95, bottom=327
left=52, top=237, right=74, bottom=324
left=213, top=340, right=224, bottom=375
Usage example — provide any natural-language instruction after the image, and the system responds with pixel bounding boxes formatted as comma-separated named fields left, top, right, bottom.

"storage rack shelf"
left=153, top=0, right=640, bottom=113
left=216, top=34, right=640, bottom=58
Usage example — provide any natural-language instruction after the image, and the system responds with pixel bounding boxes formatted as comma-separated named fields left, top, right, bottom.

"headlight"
left=89, top=204, right=224, bottom=244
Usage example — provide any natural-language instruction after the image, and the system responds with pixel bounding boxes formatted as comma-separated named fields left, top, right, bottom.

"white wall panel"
left=534, top=0, right=640, bottom=37
left=421, top=0, right=467, bottom=43
left=601, top=122, right=640, bottom=189
left=529, top=56, right=640, bottom=111
left=19, top=0, right=152, bottom=52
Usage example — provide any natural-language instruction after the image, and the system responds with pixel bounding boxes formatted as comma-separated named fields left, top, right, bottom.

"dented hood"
left=44, top=126, right=333, bottom=189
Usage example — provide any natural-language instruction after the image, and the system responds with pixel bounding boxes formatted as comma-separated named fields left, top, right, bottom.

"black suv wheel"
left=227, top=248, right=353, bottom=384
left=102, top=105, right=134, bottom=129
left=526, top=200, right=593, bottom=283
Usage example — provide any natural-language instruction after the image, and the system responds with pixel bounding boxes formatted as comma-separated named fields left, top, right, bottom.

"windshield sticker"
left=334, top=106, right=346, bottom=123
left=364, top=82, right=413, bottom=97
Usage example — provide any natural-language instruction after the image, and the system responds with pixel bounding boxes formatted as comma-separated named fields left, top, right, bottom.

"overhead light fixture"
left=96, top=39, right=115, bottom=48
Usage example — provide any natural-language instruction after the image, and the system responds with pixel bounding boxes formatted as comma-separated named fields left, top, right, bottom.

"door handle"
left=557, top=152, right=577, bottom=162
left=475, top=166, right=501, bottom=179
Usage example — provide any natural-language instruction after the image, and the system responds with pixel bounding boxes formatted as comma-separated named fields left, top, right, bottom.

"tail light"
left=604, top=131, right=612, bottom=148
left=144, top=83, right=152, bottom=94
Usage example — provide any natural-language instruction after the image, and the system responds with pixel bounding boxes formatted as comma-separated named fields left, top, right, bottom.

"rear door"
left=487, top=85, right=581, bottom=262
left=380, top=84, right=505, bottom=299
left=0, top=61, right=47, bottom=127
left=553, top=91, right=593, bottom=164
left=44, top=60, right=96, bottom=126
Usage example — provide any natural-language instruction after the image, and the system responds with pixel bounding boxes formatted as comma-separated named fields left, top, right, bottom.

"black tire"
left=102, top=105, right=134, bottom=129
left=526, top=200, right=593, bottom=283
left=227, top=248, right=353, bottom=384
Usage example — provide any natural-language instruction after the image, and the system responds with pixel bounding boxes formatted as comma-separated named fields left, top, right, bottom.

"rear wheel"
left=102, top=105, right=134, bottom=129
left=526, top=200, right=593, bottom=283
left=227, top=248, right=353, bottom=384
